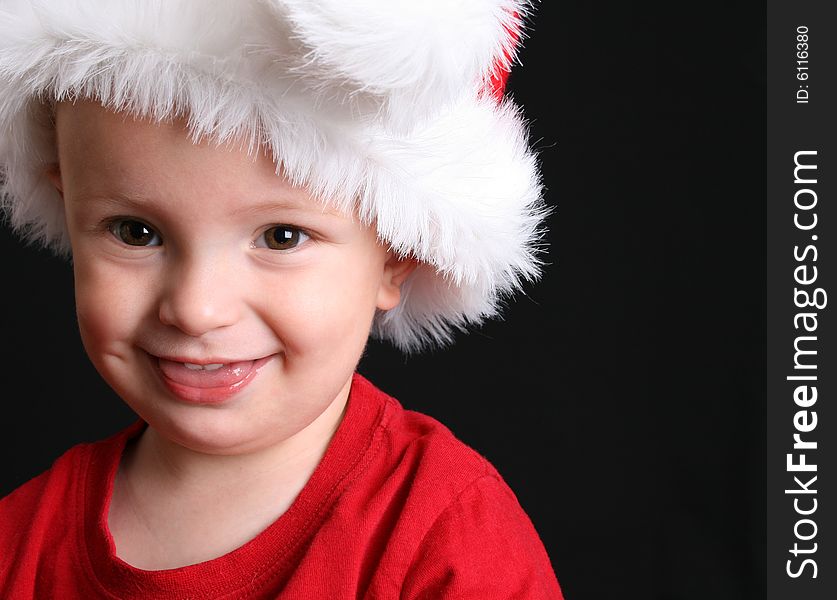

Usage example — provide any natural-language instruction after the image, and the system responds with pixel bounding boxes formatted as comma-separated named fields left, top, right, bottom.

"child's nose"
left=157, top=256, right=241, bottom=336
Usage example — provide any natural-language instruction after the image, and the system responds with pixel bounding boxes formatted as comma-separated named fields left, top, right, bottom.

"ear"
left=376, top=252, right=419, bottom=311
left=44, top=163, right=64, bottom=200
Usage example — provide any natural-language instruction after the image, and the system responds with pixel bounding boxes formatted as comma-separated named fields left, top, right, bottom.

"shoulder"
left=0, top=441, right=88, bottom=525
left=0, top=439, right=89, bottom=576
left=0, top=422, right=142, bottom=571
left=401, top=474, right=564, bottom=599
left=361, top=374, right=498, bottom=500
left=342, top=376, right=498, bottom=533
left=347, top=376, right=563, bottom=598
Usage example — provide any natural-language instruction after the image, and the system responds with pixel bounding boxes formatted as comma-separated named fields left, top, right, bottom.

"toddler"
left=0, top=1, right=562, bottom=598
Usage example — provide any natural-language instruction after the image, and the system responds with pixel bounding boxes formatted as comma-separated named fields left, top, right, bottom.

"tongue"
left=158, top=358, right=255, bottom=389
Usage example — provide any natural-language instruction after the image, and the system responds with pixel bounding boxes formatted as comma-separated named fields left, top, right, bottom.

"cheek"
left=266, top=252, right=383, bottom=356
left=72, top=252, right=156, bottom=355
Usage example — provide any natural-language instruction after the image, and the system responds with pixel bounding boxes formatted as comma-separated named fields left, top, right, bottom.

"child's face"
left=50, top=101, right=410, bottom=455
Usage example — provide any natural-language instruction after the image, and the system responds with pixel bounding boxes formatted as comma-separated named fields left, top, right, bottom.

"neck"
left=108, top=377, right=352, bottom=569
left=125, top=376, right=351, bottom=500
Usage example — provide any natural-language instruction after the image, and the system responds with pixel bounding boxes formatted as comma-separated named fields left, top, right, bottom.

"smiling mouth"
left=148, top=353, right=275, bottom=404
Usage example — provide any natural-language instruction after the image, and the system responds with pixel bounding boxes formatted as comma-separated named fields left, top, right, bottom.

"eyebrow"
left=74, top=191, right=346, bottom=219
left=236, top=198, right=347, bottom=219
left=73, top=192, right=154, bottom=210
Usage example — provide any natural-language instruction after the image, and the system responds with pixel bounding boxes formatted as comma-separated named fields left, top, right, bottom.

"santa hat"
left=0, top=0, right=546, bottom=352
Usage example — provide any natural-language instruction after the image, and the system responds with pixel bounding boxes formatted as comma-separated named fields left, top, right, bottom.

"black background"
left=0, top=2, right=765, bottom=599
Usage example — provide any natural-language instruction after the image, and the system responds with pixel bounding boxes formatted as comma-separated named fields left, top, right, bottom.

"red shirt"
left=0, top=374, right=563, bottom=599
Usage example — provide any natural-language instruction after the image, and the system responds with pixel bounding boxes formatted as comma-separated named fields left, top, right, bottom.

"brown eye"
left=261, top=226, right=308, bottom=250
left=109, top=220, right=162, bottom=247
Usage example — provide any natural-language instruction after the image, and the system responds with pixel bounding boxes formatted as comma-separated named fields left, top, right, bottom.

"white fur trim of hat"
left=0, top=0, right=546, bottom=353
